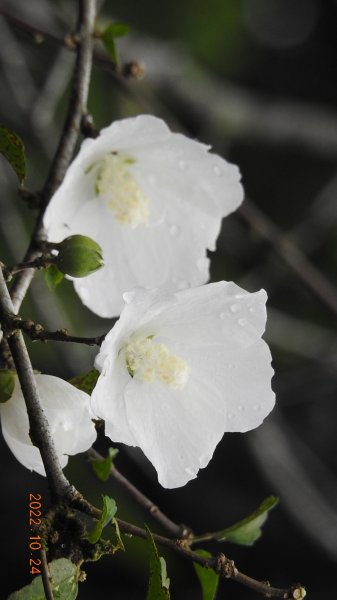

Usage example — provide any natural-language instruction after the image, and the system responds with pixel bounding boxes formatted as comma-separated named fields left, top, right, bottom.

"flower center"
left=123, top=336, right=190, bottom=390
left=93, top=153, right=149, bottom=228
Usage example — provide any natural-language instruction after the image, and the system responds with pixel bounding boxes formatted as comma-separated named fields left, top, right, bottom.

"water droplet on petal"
left=179, top=159, right=187, bottom=170
left=253, top=403, right=261, bottom=411
left=169, top=224, right=180, bottom=237
left=227, top=411, right=234, bottom=419
left=220, top=312, right=226, bottom=320
left=230, top=303, right=241, bottom=313
left=238, top=404, right=245, bottom=411
left=213, top=164, right=222, bottom=176
left=238, top=318, right=247, bottom=326
left=249, top=306, right=255, bottom=313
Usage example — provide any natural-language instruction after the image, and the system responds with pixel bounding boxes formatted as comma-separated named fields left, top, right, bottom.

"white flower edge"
left=91, top=282, right=275, bottom=488
left=0, top=374, right=97, bottom=475
left=43, top=115, right=244, bottom=317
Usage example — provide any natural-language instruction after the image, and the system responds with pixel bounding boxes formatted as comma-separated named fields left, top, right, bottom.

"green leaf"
left=69, top=369, right=100, bottom=395
left=215, top=496, right=279, bottom=546
left=145, top=525, right=170, bottom=600
left=194, top=550, right=219, bottom=600
left=0, top=125, right=26, bottom=184
left=87, top=495, right=117, bottom=544
left=44, top=264, right=64, bottom=290
left=7, top=558, right=78, bottom=600
left=0, top=370, right=15, bottom=403
left=90, top=447, right=119, bottom=482
left=101, top=22, right=130, bottom=63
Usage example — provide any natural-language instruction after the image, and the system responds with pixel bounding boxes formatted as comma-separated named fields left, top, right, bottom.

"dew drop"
left=213, top=164, right=222, bottom=176
left=169, top=224, right=180, bottom=237
left=227, top=411, right=234, bottom=420
left=219, top=312, right=227, bottom=320
left=253, top=403, right=261, bottom=411
left=238, top=318, right=247, bottom=326
left=238, top=404, right=245, bottom=411
left=230, top=303, right=241, bottom=313
left=249, top=306, right=255, bottom=313
left=178, top=159, right=187, bottom=170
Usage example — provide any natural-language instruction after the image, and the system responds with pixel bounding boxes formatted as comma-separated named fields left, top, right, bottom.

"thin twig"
left=88, top=448, right=184, bottom=538
left=70, top=491, right=303, bottom=599
left=0, top=268, right=75, bottom=502
left=9, top=0, right=96, bottom=313
left=239, top=198, right=337, bottom=317
left=39, top=548, right=55, bottom=600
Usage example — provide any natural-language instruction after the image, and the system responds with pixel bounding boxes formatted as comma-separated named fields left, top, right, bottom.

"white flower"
left=91, top=282, right=275, bottom=488
left=43, top=115, right=243, bottom=317
left=0, top=374, right=97, bottom=475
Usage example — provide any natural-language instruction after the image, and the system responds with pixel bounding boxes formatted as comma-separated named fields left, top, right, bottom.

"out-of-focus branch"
left=0, top=268, right=74, bottom=502
left=239, top=198, right=337, bottom=317
left=8, top=0, right=96, bottom=313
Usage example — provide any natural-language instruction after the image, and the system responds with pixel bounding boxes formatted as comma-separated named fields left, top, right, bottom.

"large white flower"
left=91, top=282, right=275, bottom=488
left=43, top=115, right=243, bottom=317
left=0, top=374, right=97, bottom=475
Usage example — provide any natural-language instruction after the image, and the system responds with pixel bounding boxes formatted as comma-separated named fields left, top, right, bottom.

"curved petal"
left=124, top=377, right=227, bottom=488
left=0, top=375, right=96, bottom=475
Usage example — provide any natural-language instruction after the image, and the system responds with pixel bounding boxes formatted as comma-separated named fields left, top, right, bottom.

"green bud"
left=0, top=370, right=15, bottom=403
left=55, top=235, right=104, bottom=278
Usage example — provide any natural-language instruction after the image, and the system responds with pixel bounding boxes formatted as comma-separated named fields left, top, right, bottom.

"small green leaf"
left=101, top=22, right=130, bottom=63
left=0, top=125, right=26, bottom=184
left=87, top=495, right=117, bottom=544
left=145, top=525, right=170, bottom=600
left=194, top=550, right=219, bottom=600
left=215, top=496, right=279, bottom=546
left=7, top=558, right=78, bottom=600
left=69, top=369, right=100, bottom=395
left=44, top=264, right=64, bottom=290
left=0, top=370, right=15, bottom=403
left=90, top=447, right=119, bottom=482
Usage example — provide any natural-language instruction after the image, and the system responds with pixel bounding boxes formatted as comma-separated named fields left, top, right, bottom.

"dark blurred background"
left=1, top=0, right=337, bottom=598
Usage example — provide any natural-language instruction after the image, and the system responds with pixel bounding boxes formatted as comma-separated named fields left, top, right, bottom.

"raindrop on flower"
left=230, top=303, right=241, bottom=313
left=169, top=224, right=180, bottom=237
left=213, top=164, right=222, bottom=176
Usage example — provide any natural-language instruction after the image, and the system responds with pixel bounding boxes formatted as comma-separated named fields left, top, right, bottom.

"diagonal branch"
left=9, top=0, right=96, bottom=313
left=88, top=448, right=185, bottom=538
left=0, top=268, right=75, bottom=502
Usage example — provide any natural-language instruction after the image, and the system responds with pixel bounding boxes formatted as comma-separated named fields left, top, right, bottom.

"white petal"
left=43, top=115, right=243, bottom=317
left=91, top=355, right=137, bottom=446
left=124, top=377, right=227, bottom=488
left=0, top=375, right=96, bottom=475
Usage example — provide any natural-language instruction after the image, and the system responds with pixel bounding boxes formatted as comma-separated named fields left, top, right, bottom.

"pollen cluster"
left=93, top=153, right=149, bottom=227
left=123, top=336, right=190, bottom=390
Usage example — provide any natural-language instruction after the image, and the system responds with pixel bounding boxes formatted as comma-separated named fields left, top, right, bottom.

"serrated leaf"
left=215, top=496, right=279, bottom=546
left=194, top=550, right=219, bottom=600
left=145, top=525, right=170, bottom=600
left=90, top=447, right=119, bottom=482
left=44, top=264, right=64, bottom=290
left=101, top=22, right=129, bottom=62
left=0, top=125, right=26, bottom=184
left=87, top=495, right=117, bottom=544
left=69, top=369, right=99, bottom=395
left=7, top=558, right=78, bottom=600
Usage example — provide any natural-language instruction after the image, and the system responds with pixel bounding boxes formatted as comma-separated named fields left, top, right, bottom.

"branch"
left=11, top=317, right=107, bottom=346
left=239, top=198, right=337, bottom=317
left=88, top=448, right=185, bottom=538
left=8, top=0, right=96, bottom=313
left=70, top=491, right=304, bottom=599
left=0, top=268, right=75, bottom=502
left=39, top=548, right=55, bottom=600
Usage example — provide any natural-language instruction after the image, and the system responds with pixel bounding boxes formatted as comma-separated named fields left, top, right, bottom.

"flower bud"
left=0, top=370, right=15, bottom=403
left=55, top=235, right=104, bottom=278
